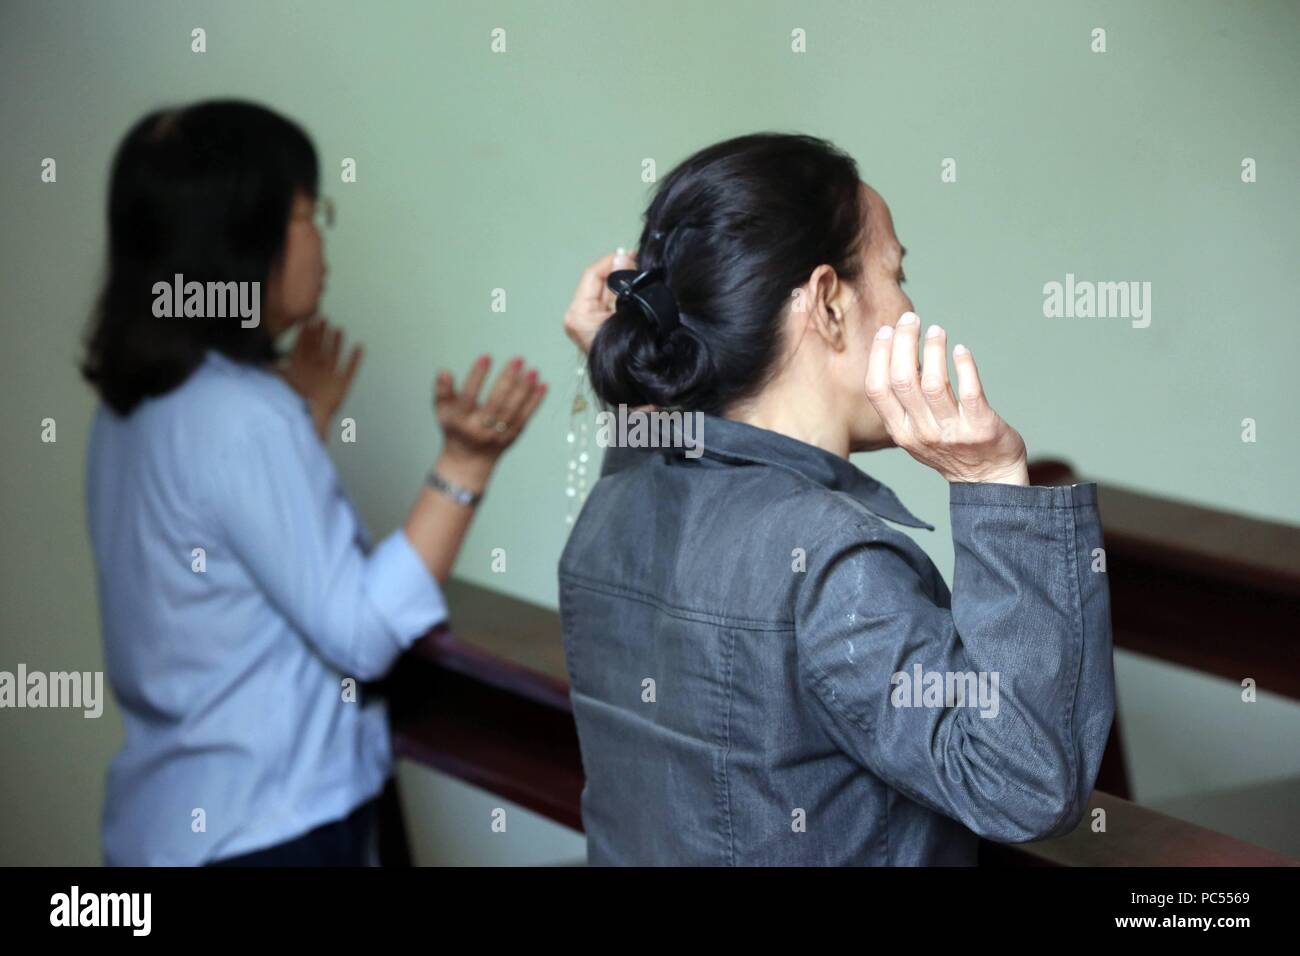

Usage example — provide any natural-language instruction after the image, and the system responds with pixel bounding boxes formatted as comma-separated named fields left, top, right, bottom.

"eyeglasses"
left=313, top=196, right=335, bottom=230
left=294, top=196, right=336, bottom=230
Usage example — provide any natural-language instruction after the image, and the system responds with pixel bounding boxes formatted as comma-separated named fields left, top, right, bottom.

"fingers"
left=295, top=318, right=356, bottom=371
left=458, top=354, right=491, bottom=410
left=509, top=378, right=547, bottom=436
left=479, top=357, right=524, bottom=422
left=598, top=247, right=637, bottom=311
left=340, top=344, right=363, bottom=392
left=575, top=252, right=617, bottom=309
left=864, top=317, right=1021, bottom=482
left=868, top=312, right=967, bottom=438
left=296, top=317, right=324, bottom=357
left=951, top=343, right=991, bottom=416
left=865, top=324, right=907, bottom=430
left=496, top=367, right=547, bottom=441
left=565, top=249, right=639, bottom=352
left=577, top=248, right=636, bottom=308
left=886, top=312, right=932, bottom=427
left=496, top=366, right=539, bottom=426
left=920, top=324, right=958, bottom=424
left=439, top=353, right=546, bottom=447
left=433, top=369, right=456, bottom=408
left=483, top=358, right=547, bottom=429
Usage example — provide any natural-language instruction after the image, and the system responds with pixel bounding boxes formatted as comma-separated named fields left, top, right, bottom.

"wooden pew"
left=1026, top=461, right=1300, bottom=799
left=378, top=460, right=1300, bottom=866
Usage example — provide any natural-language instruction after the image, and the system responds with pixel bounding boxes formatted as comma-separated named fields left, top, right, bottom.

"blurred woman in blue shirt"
left=81, top=100, right=547, bottom=865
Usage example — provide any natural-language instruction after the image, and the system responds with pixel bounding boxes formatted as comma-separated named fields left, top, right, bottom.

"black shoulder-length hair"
left=81, top=99, right=319, bottom=415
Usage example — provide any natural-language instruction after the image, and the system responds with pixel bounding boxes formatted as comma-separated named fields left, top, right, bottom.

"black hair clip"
left=607, top=267, right=680, bottom=334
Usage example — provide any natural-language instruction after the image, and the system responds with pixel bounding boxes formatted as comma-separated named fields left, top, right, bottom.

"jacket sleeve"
left=795, top=481, right=1115, bottom=843
left=197, top=411, right=447, bottom=682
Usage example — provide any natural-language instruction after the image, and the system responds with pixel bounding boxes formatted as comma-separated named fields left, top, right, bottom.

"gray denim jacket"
left=559, top=414, right=1115, bottom=865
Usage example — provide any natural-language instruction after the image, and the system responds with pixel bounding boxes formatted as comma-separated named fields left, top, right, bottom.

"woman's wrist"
left=944, top=453, right=1030, bottom=487
left=308, top=402, right=331, bottom=441
left=434, top=449, right=495, bottom=495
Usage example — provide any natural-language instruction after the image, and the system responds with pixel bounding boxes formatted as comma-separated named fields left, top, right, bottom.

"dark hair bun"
left=587, top=296, right=712, bottom=409
left=586, top=133, right=865, bottom=417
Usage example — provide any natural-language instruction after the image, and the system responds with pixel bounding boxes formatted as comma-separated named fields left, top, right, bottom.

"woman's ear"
left=806, top=264, right=847, bottom=352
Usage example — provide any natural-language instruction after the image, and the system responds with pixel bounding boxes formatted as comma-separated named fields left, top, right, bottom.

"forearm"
left=801, top=481, right=1115, bottom=843
left=945, top=480, right=1115, bottom=836
left=402, top=452, right=494, bottom=584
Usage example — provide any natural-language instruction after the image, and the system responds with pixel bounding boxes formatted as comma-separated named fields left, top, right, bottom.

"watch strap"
left=425, top=468, right=482, bottom=507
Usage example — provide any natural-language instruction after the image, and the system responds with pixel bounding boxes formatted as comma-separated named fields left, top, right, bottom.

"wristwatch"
left=425, top=469, right=483, bottom=507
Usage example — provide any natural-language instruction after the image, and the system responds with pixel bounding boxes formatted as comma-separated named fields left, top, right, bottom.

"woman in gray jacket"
left=558, top=132, right=1115, bottom=866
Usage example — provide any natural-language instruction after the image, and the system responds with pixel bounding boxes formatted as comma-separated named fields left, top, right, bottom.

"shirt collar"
left=203, top=349, right=312, bottom=416
left=671, top=414, right=934, bottom=531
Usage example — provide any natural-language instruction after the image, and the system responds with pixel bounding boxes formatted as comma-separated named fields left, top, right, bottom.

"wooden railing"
left=378, top=461, right=1300, bottom=866
left=1026, top=460, right=1300, bottom=799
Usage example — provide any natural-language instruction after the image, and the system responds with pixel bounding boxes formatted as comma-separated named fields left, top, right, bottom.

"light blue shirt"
left=86, top=351, right=446, bottom=865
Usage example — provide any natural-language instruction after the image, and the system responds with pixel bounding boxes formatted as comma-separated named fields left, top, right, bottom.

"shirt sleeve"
left=795, top=481, right=1115, bottom=844
left=196, top=410, right=447, bottom=682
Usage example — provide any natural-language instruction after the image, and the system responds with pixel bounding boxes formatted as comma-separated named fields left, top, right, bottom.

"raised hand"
left=865, top=312, right=1029, bottom=486
left=280, top=316, right=363, bottom=441
left=432, top=355, right=547, bottom=489
left=563, top=248, right=637, bottom=352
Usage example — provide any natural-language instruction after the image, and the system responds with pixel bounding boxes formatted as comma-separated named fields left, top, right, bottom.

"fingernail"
left=898, top=312, right=919, bottom=326
left=925, top=324, right=943, bottom=339
left=478, top=354, right=490, bottom=365
left=953, top=344, right=968, bottom=355
left=510, top=357, right=523, bottom=369
left=526, top=369, right=537, bottom=382
left=876, top=325, right=894, bottom=340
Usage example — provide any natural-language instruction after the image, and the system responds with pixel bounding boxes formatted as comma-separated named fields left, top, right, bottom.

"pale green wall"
left=1, top=0, right=1297, bottom=864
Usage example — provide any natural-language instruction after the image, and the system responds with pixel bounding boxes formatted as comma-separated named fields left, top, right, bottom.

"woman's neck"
left=726, top=386, right=850, bottom=459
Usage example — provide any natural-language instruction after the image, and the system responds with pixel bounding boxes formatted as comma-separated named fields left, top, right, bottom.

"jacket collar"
left=664, top=413, right=934, bottom=531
